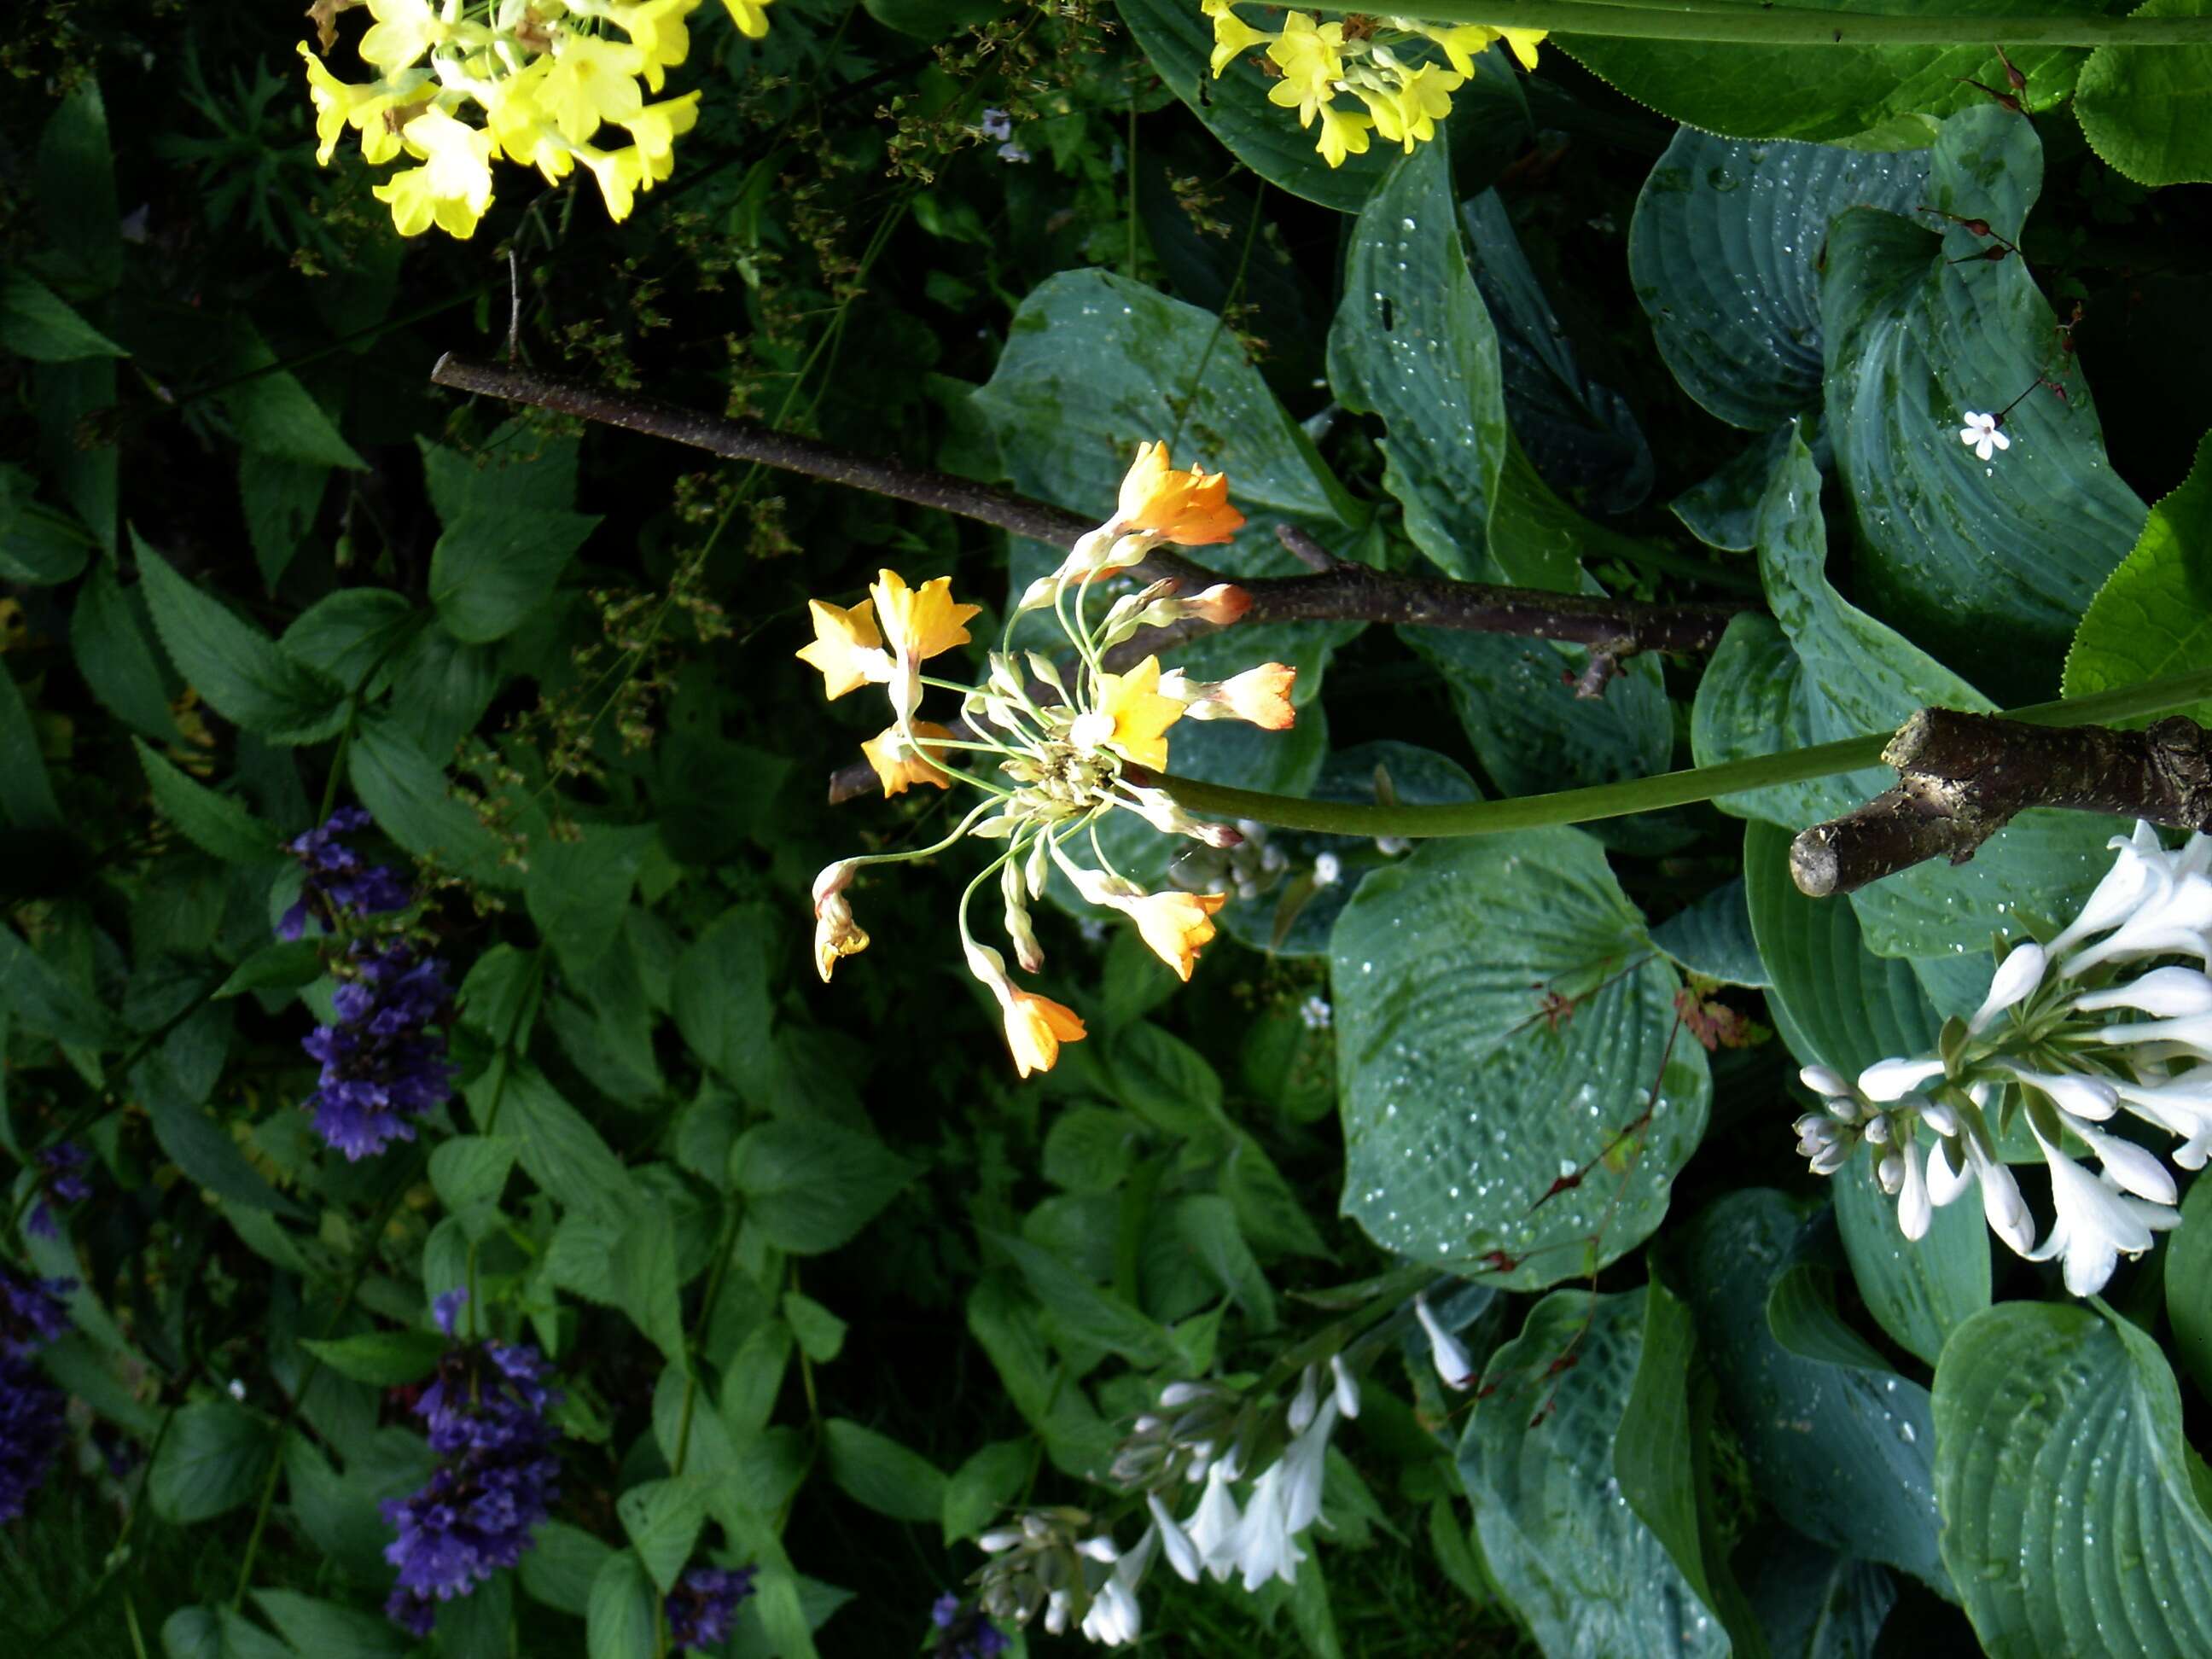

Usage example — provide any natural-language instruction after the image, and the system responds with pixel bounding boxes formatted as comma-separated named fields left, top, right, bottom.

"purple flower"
left=434, top=1289, right=469, bottom=1338
left=0, top=1263, right=72, bottom=1525
left=930, top=1596, right=1010, bottom=1659
left=302, top=940, right=456, bottom=1161
left=381, top=1336, right=563, bottom=1634
left=666, top=1564, right=758, bottom=1653
left=26, top=1143, right=92, bottom=1240
left=278, top=806, right=411, bottom=940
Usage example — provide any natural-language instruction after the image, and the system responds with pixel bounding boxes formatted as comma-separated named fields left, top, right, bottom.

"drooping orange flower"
left=812, top=861, right=869, bottom=983
left=795, top=597, right=887, bottom=700
left=1184, top=583, right=1253, bottom=626
left=869, top=569, right=979, bottom=665
left=1114, top=441, right=1246, bottom=546
left=1219, top=662, right=1297, bottom=730
left=860, top=721, right=955, bottom=796
left=1090, top=655, right=1184, bottom=770
left=1121, top=889, right=1227, bottom=981
left=1000, top=988, right=1087, bottom=1077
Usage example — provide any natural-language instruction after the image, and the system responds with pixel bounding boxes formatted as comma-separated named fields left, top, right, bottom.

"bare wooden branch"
left=1790, top=709, right=2212, bottom=897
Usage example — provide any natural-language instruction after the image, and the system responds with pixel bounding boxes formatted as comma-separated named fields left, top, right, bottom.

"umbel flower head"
left=799, top=444, right=1299, bottom=1079
left=1201, top=3, right=1546, bottom=168
left=299, top=0, right=761, bottom=241
left=1791, top=822, right=2212, bottom=1296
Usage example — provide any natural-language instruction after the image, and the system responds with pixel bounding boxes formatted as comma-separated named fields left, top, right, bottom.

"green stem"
left=1159, top=667, right=2212, bottom=838
left=1335, top=0, right=2212, bottom=43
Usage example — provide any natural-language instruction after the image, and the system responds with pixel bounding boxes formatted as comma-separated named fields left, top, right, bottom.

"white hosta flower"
left=1312, top=852, right=1342, bottom=888
left=2114, top=1072, right=2212, bottom=1169
left=1969, top=941, right=2047, bottom=1034
left=2075, top=966, right=2212, bottom=1019
left=1228, top=1462, right=1306, bottom=1592
left=1414, top=1293, right=1476, bottom=1389
left=1959, top=410, right=2011, bottom=462
left=1329, top=1353, right=1361, bottom=1419
left=2028, top=1121, right=2180, bottom=1296
left=2000, top=1063, right=2120, bottom=1122
left=1147, top=1494, right=1202, bottom=1585
left=1080, top=1526, right=1154, bottom=1647
left=1895, top=1136, right=1932, bottom=1242
left=1926, top=1134, right=1972, bottom=1207
left=1860, top=1057, right=1947, bottom=1102
left=1965, top=1134, right=2037, bottom=1257
left=2065, top=872, right=2212, bottom=975
left=1278, top=1399, right=1338, bottom=1540
left=2052, top=822, right=2173, bottom=961
left=1044, top=1587, right=1073, bottom=1635
left=1286, top=1365, right=1319, bottom=1435
left=2069, top=1120, right=2180, bottom=1205
left=1187, top=1461, right=1244, bottom=1582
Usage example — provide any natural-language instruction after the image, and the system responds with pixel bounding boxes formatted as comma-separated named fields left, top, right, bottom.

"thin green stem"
left=1332, top=0, right=2212, bottom=44
left=1159, top=668, right=2212, bottom=838
left=1412, top=0, right=2212, bottom=40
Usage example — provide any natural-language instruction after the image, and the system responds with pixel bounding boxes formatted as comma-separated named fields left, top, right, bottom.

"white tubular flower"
left=1895, top=1137, right=1932, bottom=1242
left=2069, top=1121, right=2179, bottom=1205
left=1156, top=1381, right=1213, bottom=1408
left=1286, top=1366, right=1319, bottom=1434
left=2075, top=966, right=2212, bottom=1018
left=2027, top=1122, right=2180, bottom=1297
left=977, top=1527, right=1024, bottom=1553
left=1278, top=1398, right=1338, bottom=1539
left=1329, top=1353, right=1361, bottom=1419
left=2000, top=1063, right=2120, bottom=1122
left=1312, top=852, right=1342, bottom=888
left=1228, top=1463, right=1306, bottom=1592
left=2114, top=1073, right=2212, bottom=1169
left=2094, top=1010, right=2212, bottom=1061
left=1860, top=1057, right=1947, bottom=1102
left=1926, top=1135, right=1972, bottom=1208
left=1969, top=941, right=2047, bottom=1034
left=1075, top=1534, right=1121, bottom=1565
left=2052, top=821, right=2171, bottom=962
left=1147, top=1494, right=1203, bottom=1585
left=1413, top=1293, right=1476, bottom=1389
left=1965, top=1134, right=2037, bottom=1257
left=1044, top=1588, right=1073, bottom=1634
left=2065, top=873, right=2212, bottom=975
left=1188, top=1462, right=1244, bottom=1582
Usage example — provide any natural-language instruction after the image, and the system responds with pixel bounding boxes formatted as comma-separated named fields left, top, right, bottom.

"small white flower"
left=1966, top=1134, right=2037, bottom=1257
left=1860, top=1057, right=1947, bottom=1102
left=2114, top=1071, right=2212, bottom=1169
left=1228, top=1462, right=1306, bottom=1591
left=1959, top=410, right=2011, bottom=462
left=2052, top=822, right=2171, bottom=961
left=1374, top=836, right=1411, bottom=856
left=1970, top=941, right=2046, bottom=1034
left=1895, top=1137, right=1932, bottom=1241
left=2028, top=1121, right=2179, bottom=1296
left=1329, top=1353, right=1361, bottom=1419
left=1076, top=1534, right=1121, bottom=1565
left=1920, top=1098, right=1959, bottom=1137
left=977, top=1528, right=1024, bottom=1553
left=1413, top=1293, right=1476, bottom=1389
left=1080, top=1527, right=1153, bottom=1646
left=997, top=141, right=1032, bottom=164
left=1044, top=1588, right=1072, bottom=1634
left=1312, top=852, right=1342, bottom=888
left=980, top=107, right=1013, bottom=141
left=1926, top=1134, right=1972, bottom=1208
left=1147, top=1494, right=1203, bottom=1585
left=1187, top=1463, right=1243, bottom=1582
left=1286, top=1365, right=1319, bottom=1435
left=227, top=1378, right=247, bottom=1402
left=1300, top=994, right=1333, bottom=1031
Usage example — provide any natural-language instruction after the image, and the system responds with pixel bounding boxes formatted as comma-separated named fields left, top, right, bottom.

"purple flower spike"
left=303, top=940, right=457, bottom=1161
left=0, top=1263, right=73, bottom=1524
left=929, top=1596, right=1011, bottom=1659
left=666, top=1564, right=759, bottom=1653
left=279, top=806, right=412, bottom=940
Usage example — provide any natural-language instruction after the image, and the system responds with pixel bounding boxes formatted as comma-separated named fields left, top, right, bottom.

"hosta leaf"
left=1934, top=1300, right=2212, bottom=1654
left=1330, top=829, right=1709, bottom=1287
left=1821, top=108, right=2145, bottom=702
left=1457, top=1289, right=1729, bottom=1657
left=1630, top=130, right=1928, bottom=431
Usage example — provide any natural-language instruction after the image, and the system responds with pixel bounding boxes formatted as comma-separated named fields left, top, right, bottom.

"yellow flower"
left=298, top=45, right=377, bottom=166
left=812, top=862, right=869, bottom=983
left=861, top=721, right=956, bottom=796
left=870, top=570, right=980, bottom=666
left=577, top=143, right=648, bottom=220
left=1265, top=14, right=1345, bottom=126
left=358, top=0, right=445, bottom=76
left=1498, top=27, right=1545, bottom=68
left=1000, top=987, right=1087, bottom=1077
left=1203, top=0, right=1274, bottom=77
left=1114, top=441, right=1246, bottom=545
left=1370, top=64, right=1460, bottom=153
left=487, top=59, right=575, bottom=182
left=620, top=90, right=701, bottom=167
left=611, top=0, right=703, bottom=92
left=1313, top=100, right=1373, bottom=167
left=795, top=597, right=888, bottom=700
left=1426, top=23, right=1500, bottom=76
left=1219, top=662, right=1298, bottom=729
left=1118, top=889, right=1226, bottom=982
left=1089, top=655, right=1184, bottom=770
left=721, top=0, right=775, bottom=39
left=372, top=107, right=496, bottom=239
left=542, top=33, right=647, bottom=144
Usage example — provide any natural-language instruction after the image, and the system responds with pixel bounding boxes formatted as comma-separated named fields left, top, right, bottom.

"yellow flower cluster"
left=300, top=0, right=770, bottom=240
left=800, top=444, right=1300, bottom=1079
left=1202, top=2, right=1545, bottom=167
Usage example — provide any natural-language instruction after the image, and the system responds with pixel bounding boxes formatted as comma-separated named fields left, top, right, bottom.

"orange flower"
left=1086, top=655, right=1184, bottom=770
left=1120, top=889, right=1227, bottom=981
left=1185, top=583, right=1252, bottom=626
left=1219, top=662, right=1297, bottom=730
left=869, top=568, right=979, bottom=664
left=1001, top=987, right=1087, bottom=1077
left=795, top=597, right=888, bottom=700
left=860, top=721, right=955, bottom=796
left=1114, top=441, right=1246, bottom=546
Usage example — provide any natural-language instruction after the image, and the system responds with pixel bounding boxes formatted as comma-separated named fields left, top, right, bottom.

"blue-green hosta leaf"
left=1672, top=422, right=1813, bottom=553
left=1650, top=877, right=1768, bottom=988
left=1563, top=4, right=2093, bottom=147
left=2064, top=429, right=2212, bottom=726
left=1330, top=830, right=1709, bottom=1287
left=1631, top=130, right=1929, bottom=431
left=1685, top=1190, right=1952, bottom=1598
left=2075, top=0, right=2212, bottom=186
left=973, top=267, right=1360, bottom=530
left=1934, top=1300, right=2212, bottom=1654
left=1688, top=434, right=2126, bottom=958
left=1457, top=1289, right=1730, bottom=1657
left=1822, top=108, right=2146, bottom=702
left=1462, top=190, right=1652, bottom=513
left=1743, top=1529, right=1898, bottom=1659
